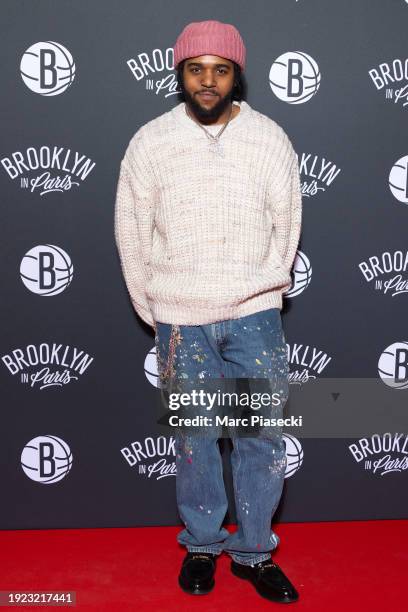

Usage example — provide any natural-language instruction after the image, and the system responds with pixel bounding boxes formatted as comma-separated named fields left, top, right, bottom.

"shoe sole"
left=231, top=562, right=298, bottom=603
left=178, top=576, right=215, bottom=595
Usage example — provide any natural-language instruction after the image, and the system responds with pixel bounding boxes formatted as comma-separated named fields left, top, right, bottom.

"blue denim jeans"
left=154, top=307, right=289, bottom=566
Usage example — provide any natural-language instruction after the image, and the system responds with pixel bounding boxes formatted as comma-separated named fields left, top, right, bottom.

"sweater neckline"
left=172, top=99, right=250, bottom=134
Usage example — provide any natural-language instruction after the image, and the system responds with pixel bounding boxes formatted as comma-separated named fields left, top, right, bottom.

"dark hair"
left=176, top=58, right=244, bottom=102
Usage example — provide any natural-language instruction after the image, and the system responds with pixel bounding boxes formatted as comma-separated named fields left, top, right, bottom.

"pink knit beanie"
left=173, top=20, right=246, bottom=71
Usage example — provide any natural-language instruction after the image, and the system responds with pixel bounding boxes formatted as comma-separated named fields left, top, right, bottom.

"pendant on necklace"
left=210, top=140, right=224, bottom=157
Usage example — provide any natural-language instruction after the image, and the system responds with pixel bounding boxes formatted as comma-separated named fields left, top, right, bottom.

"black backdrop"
left=1, top=0, right=407, bottom=529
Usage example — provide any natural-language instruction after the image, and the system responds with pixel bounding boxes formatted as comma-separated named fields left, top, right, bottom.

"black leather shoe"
left=178, top=552, right=217, bottom=595
left=231, top=558, right=299, bottom=603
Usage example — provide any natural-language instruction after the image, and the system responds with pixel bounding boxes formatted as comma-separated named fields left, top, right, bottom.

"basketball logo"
left=20, top=41, right=76, bottom=95
left=20, top=244, right=73, bottom=296
left=388, top=155, right=408, bottom=204
left=269, top=51, right=321, bottom=104
left=282, top=433, right=304, bottom=478
left=284, top=250, right=312, bottom=298
left=144, top=345, right=162, bottom=388
left=378, top=341, right=408, bottom=389
left=21, top=435, right=73, bottom=484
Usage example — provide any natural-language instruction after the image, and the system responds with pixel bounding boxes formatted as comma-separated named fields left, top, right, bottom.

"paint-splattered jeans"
left=154, top=307, right=289, bottom=566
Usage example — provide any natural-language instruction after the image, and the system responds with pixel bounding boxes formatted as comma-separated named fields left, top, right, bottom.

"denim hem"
left=186, top=546, right=223, bottom=555
left=229, top=552, right=271, bottom=566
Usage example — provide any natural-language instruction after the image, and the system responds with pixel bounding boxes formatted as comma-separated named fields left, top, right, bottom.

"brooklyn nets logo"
left=269, top=51, right=321, bottom=104
left=20, top=41, right=76, bottom=95
left=378, top=341, right=408, bottom=389
left=389, top=155, right=408, bottom=204
left=21, top=435, right=73, bottom=483
left=20, top=244, right=73, bottom=296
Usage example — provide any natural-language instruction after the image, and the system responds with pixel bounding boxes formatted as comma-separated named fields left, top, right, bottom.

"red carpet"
left=0, top=520, right=406, bottom=611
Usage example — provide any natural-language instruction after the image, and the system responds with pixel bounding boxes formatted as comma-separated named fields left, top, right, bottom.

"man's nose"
left=201, top=70, right=216, bottom=87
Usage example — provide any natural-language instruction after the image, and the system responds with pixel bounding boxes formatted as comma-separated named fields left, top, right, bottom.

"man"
left=114, top=20, right=302, bottom=603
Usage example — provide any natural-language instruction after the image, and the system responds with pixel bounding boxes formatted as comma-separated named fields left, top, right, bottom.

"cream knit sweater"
left=114, top=99, right=302, bottom=329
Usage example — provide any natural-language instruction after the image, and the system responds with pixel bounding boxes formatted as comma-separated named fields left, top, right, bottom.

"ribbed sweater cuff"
left=150, top=291, right=284, bottom=326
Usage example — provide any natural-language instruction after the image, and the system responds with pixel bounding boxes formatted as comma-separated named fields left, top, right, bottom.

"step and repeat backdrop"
left=1, top=1, right=407, bottom=529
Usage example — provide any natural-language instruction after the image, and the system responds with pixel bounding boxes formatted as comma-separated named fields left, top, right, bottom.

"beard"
left=181, top=83, right=235, bottom=124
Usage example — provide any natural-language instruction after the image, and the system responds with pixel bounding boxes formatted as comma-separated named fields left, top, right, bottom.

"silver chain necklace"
left=185, top=102, right=234, bottom=157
